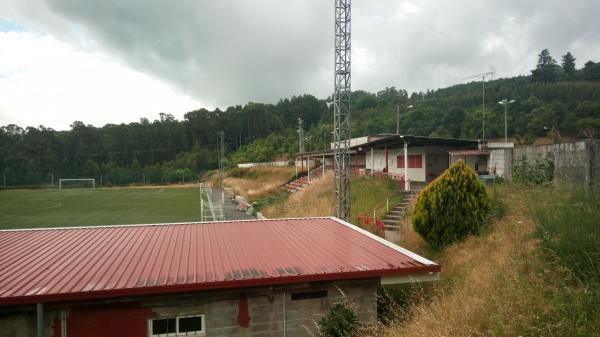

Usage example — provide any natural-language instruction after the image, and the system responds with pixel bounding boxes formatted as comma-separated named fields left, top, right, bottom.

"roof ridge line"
left=0, top=217, right=333, bottom=232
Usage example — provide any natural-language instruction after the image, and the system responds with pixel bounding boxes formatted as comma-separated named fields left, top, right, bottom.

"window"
left=397, top=155, right=423, bottom=169
left=152, top=318, right=176, bottom=335
left=291, top=290, right=328, bottom=301
left=397, top=156, right=404, bottom=168
left=149, top=315, right=205, bottom=337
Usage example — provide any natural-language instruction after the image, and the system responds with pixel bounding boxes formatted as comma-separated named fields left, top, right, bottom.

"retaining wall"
left=513, top=140, right=599, bottom=189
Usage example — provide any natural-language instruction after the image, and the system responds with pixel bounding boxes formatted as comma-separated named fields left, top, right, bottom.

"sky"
left=1, top=0, right=599, bottom=130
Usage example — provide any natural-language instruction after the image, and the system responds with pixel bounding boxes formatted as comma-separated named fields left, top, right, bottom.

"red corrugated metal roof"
left=0, top=217, right=439, bottom=306
left=448, top=149, right=489, bottom=156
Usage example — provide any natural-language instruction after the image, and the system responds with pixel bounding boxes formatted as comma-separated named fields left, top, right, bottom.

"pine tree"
left=562, top=52, right=577, bottom=78
left=537, top=49, right=557, bottom=68
left=532, top=49, right=564, bottom=82
left=412, top=160, right=491, bottom=249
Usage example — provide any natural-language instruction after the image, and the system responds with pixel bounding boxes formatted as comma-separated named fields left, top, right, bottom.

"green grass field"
left=0, top=187, right=209, bottom=230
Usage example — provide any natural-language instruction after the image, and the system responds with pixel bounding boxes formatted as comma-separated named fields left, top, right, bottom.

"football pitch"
left=0, top=187, right=210, bottom=230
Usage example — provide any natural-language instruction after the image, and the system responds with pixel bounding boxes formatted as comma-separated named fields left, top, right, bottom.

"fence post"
left=386, top=198, right=389, bottom=212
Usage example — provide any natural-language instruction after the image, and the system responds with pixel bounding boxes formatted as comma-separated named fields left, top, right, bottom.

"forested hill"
left=1, top=49, right=600, bottom=187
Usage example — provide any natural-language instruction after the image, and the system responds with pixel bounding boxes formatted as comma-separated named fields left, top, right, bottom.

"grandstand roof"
left=0, top=217, right=439, bottom=305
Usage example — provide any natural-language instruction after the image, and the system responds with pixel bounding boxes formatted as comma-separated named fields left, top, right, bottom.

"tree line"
left=1, top=49, right=599, bottom=187
left=0, top=96, right=328, bottom=186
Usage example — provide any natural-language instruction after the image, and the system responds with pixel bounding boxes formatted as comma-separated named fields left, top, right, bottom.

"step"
left=384, top=214, right=403, bottom=219
left=387, top=210, right=404, bottom=215
left=392, top=204, right=408, bottom=208
left=384, top=225, right=402, bottom=231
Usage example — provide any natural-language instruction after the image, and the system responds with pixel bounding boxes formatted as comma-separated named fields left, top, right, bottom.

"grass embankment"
left=261, top=172, right=334, bottom=218
left=221, top=166, right=296, bottom=202
left=378, top=184, right=600, bottom=337
left=261, top=173, right=400, bottom=226
left=0, top=187, right=205, bottom=229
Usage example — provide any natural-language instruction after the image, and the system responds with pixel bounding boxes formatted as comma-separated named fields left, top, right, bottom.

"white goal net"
left=59, top=178, right=96, bottom=190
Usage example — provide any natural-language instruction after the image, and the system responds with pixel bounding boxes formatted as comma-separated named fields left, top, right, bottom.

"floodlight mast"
left=498, top=99, right=516, bottom=143
left=463, top=71, right=495, bottom=142
left=218, top=131, right=225, bottom=188
left=333, top=0, right=351, bottom=221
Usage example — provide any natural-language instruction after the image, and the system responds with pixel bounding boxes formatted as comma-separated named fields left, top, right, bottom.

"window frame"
left=397, top=154, right=423, bottom=169
left=148, top=314, right=206, bottom=337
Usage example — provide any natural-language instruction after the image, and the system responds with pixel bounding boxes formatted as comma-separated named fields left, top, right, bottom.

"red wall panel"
left=52, top=302, right=155, bottom=337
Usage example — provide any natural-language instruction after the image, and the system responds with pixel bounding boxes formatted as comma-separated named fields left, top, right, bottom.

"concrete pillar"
left=37, top=303, right=43, bottom=337
left=404, top=141, right=409, bottom=191
left=370, top=148, right=374, bottom=176
left=385, top=145, right=389, bottom=173
left=307, top=156, right=310, bottom=183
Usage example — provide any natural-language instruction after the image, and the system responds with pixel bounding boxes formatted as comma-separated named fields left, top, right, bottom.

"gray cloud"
left=3, top=0, right=600, bottom=108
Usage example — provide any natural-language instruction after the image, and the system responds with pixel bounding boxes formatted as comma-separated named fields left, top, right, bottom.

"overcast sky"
left=1, top=0, right=599, bottom=130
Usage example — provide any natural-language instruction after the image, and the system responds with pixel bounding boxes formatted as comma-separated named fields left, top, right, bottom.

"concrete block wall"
left=145, top=278, right=378, bottom=337
left=489, top=148, right=512, bottom=179
left=0, top=313, right=36, bottom=337
left=513, top=140, right=599, bottom=189
left=0, top=278, right=379, bottom=337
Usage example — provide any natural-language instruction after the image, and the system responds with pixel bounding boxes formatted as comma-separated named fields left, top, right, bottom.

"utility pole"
left=297, top=118, right=305, bottom=153
left=396, top=105, right=413, bottom=134
left=396, top=105, right=400, bottom=134
left=297, top=118, right=305, bottom=175
left=463, top=71, right=495, bottom=142
left=218, top=131, right=225, bottom=188
left=333, top=0, right=351, bottom=221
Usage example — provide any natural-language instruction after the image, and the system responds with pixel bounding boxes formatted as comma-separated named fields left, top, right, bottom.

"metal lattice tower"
left=333, top=0, right=351, bottom=221
left=218, top=131, right=225, bottom=188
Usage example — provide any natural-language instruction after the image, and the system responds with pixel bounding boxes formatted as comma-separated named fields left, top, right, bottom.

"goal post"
left=59, top=178, right=96, bottom=190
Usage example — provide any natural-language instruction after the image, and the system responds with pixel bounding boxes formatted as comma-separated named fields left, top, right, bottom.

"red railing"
left=357, top=214, right=386, bottom=239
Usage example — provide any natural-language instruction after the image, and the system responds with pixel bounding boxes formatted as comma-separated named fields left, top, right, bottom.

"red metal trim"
left=237, top=293, right=250, bottom=327
left=0, top=266, right=440, bottom=306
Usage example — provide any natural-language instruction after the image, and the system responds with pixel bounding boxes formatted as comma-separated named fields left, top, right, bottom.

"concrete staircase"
left=381, top=190, right=419, bottom=240
left=281, top=166, right=326, bottom=193
left=381, top=192, right=412, bottom=230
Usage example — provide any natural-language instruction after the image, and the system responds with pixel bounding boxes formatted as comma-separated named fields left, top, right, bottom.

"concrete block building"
left=299, top=134, right=478, bottom=190
left=0, top=217, right=440, bottom=337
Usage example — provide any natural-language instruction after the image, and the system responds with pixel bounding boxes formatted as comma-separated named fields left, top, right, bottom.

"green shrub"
left=512, top=155, right=554, bottom=184
left=412, top=160, right=491, bottom=249
left=319, top=303, right=359, bottom=337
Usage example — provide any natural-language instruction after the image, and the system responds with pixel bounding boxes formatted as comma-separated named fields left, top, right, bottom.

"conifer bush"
left=412, top=160, right=491, bottom=249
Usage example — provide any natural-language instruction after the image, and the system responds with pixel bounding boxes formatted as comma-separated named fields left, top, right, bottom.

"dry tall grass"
left=222, top=166, right=296, bottom=201
left=379, top=185, right=551, bottom=337
left=262, top=172, right=334, bottom=218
